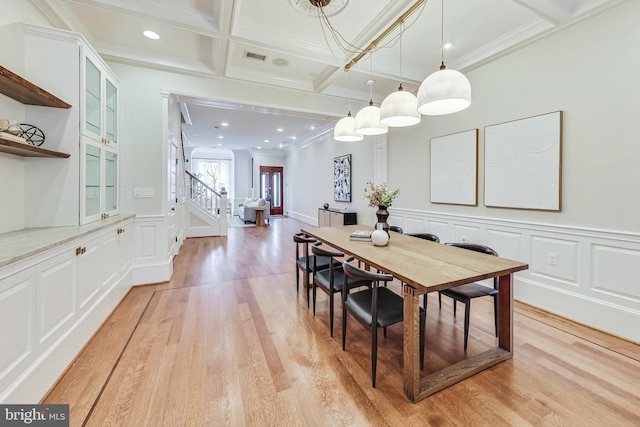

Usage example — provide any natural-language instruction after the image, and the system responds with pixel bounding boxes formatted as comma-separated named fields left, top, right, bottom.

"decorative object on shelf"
left=363, top=181, right=399, bottom=235
left=0, top=119, right=20, bottom=135
left=19, top=123, right=45, bottom=146
left=333, top=154, right=351, bottom=202
left=323, top=202, right=329, bottom=209
left=371, top=229, right=390, bottom=246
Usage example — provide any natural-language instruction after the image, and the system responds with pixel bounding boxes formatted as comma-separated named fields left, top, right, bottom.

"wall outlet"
left=134, top=188, right=154, bottom=198
left=461, top=235, right=470, bottom=243
left=548, top=252, right=558, bottom=266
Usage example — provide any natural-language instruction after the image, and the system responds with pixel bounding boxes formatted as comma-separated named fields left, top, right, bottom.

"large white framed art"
left=484, top=111, right=563, bottom=211
left=430, top=129, right=478, bottom=205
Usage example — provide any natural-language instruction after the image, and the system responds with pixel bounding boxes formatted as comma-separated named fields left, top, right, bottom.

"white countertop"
left=0, top=214, right=135, bottom=269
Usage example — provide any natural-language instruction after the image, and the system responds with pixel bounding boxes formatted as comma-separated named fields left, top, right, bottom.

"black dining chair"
left=293, top=232, right=340, bottom=307
left=341, top=257, right=425, bottom=387
left=311, top=243, right=371, bottom=337
left=389, top=225, right=403, bottom=234
left=439, top=243, right=499, bottom=350
left=405, top=232, right=440, bottom=243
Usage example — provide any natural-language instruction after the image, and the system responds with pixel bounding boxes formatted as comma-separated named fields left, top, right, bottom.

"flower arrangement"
left=363, top=181, right=400, bottom=208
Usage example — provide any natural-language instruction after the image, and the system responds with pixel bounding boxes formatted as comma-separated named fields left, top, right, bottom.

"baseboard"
left=132, top=259, right=172, bottom=286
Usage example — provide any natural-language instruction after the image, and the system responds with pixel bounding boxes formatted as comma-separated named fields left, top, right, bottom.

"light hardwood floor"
left=42, top=217, right=640, bottom=426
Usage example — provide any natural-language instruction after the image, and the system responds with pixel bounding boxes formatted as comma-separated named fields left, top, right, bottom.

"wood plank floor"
left=42, top=217, right=640, bottom=426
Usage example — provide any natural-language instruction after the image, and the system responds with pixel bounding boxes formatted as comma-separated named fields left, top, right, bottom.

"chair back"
left=310, top=242, right=343, bottom=274
left=389, top=225, right=404, bottom=234
left=445, top=242, right=499, bottom=286
left=406, top=233, right=440, bottom=243
left=294, top=232, right=316, bottom=268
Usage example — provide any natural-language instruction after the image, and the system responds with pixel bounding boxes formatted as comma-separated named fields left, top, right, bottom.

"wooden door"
left=260, top=166, right=283, bottom=216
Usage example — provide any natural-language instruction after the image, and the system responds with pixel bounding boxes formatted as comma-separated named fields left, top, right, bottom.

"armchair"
left=238, top=197, right=270, bottom=224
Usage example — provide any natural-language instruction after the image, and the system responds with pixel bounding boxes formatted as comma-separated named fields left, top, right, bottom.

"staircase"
left=186, top=171, right=228, bottom=237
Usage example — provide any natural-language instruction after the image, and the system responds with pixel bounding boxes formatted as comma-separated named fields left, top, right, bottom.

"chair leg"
left=438, top=292, right=442, bottom=308
left=295, top=267, right=299, bottom=293
left=463, top=299, right=471, bottom=351
left=383, top=326, right=387, bottom=338
left=329, top=291, right=334, bottom=337
left=371, top=323, right=378, bottom=388
left=342, top=309, right=348, bottom=351
left=453, top=300, right=457, bottom=317
left=312, top=280, right=317, bottom=315
left=306, top=271, right=311, bottom=308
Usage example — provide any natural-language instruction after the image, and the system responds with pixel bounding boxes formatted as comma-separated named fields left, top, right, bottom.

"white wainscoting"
left=389, top=208, right=640, bottom=344
left=132, top=215, right=173, bottom=285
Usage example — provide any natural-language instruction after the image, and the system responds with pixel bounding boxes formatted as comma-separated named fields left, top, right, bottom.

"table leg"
left=497, top=274, right=513, bottom=351
left=256, top=209, right=265, bottom=227
left=403, top=284, right=421, bottom=402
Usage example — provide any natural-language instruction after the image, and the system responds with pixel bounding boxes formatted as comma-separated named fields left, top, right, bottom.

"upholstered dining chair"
left=311, top=243, right=371, bottom=337
left=405, top=232, right=440, bottom=243
left=439, top=243, right=499, bottom=350
left=293, top=232, right=340, bottom=307
left=341, top=257, right=425, bottom=387
left=389, top=225, right=404, bottom=234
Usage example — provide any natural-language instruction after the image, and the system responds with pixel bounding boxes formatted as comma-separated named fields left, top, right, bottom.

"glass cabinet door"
left=105, top=79, right=118, bottom=145
left=85, top=57, right=102, bottom=139
left=105, top=150, right=118, bottom=212
left=85, top=143, right=102, bottom=219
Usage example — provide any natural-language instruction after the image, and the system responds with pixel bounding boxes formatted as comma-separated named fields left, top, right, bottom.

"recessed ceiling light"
left=257, top=146, right=262, bottom=149
left=221, top=122, right=229, bottom=126
left=310, top=126, right=315, bottom=130
left=143, top=30, right=160, bottom=40
left=217, top=143, right=222, bottom=146
left=218, top=135, right=224, bottom=139
left=272, top=58, right=289, bottom=67
left=276, top=128, right=283, bottom=132
left=264, top=139, right=270, bottom=143
left=444, top=42, right=453, bottom=50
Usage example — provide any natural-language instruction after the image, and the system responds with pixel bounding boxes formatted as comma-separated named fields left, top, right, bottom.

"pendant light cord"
left=440, top=0, right=446, bottom=69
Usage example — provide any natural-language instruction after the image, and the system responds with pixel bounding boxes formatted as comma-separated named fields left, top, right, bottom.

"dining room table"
left=300, top=225, right=529, bottom=403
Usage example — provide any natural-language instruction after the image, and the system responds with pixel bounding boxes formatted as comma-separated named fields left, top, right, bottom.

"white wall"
left=285, top=133, right=377, bottom=226
left=286, top=0, right=640, bottom=342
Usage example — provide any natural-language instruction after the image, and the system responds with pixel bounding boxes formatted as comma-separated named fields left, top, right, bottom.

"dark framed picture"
left=333, top=154, right=351, bottom=202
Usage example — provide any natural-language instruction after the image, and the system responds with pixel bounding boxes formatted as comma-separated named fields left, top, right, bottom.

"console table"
left=318, top=208, right=357, bottom=227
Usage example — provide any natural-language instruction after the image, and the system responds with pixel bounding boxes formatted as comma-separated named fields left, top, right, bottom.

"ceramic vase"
left=375, top=205, right=390, bottom=235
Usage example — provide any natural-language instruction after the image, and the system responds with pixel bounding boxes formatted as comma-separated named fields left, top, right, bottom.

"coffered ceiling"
left=29, top=0, right=622, bottom=151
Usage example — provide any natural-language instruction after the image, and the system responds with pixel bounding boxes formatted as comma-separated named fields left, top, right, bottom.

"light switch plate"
left=134, top=188, right=154, bottom=198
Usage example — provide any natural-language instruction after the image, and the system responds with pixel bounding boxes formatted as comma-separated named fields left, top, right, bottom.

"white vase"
left=371, top=229, right=389, bottom=247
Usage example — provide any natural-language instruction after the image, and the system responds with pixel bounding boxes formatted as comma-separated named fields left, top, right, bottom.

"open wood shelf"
left=0, top=137, right=70, bottom=158
left=0, top=65, right=71, bottom=108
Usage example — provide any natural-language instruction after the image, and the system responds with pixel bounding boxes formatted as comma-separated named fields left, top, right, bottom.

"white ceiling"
left=29, top=0, right=622, bottom=152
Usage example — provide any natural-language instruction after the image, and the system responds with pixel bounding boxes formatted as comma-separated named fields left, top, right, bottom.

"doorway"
left=260, top=166, right=283, bottom=216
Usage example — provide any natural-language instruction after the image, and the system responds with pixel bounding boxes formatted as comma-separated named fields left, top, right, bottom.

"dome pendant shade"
left=354, top=101, right=388, bottom=135
left=417, top=64, right=471, bottom=116
left=334, top=112, right=364, bottom=141
left=379, top=85, right=421, bottom=127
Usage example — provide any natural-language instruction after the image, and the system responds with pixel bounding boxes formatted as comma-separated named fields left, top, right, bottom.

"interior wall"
left=387, top=0, right=640, bottom=233
left=285, top=133, right=375, bottom=225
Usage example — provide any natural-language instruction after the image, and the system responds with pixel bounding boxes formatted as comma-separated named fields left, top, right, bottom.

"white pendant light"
left=354, top=55, right=388, bottom=136
left=334, top=70, right=364, bottom=141
left=417, top=0, right=471, bottom=116
left=354, top=100, right=388, bottom=135
left=334, top=112, right=363, bottom=141
left=380, top=24, right=421, bottom=127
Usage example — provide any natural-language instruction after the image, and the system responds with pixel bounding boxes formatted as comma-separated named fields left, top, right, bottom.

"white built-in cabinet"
left=0, top=217, right=133, bottom=403
left=0, top=23, right=120, bottom=227
left=80, top=46, right=120, bottom=224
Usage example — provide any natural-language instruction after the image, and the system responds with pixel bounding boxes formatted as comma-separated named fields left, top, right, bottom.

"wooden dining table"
left=300, top=225, right=529, bottom=403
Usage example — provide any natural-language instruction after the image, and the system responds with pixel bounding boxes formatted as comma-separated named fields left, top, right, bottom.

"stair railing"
left=186, top=171, right=228, bottom=226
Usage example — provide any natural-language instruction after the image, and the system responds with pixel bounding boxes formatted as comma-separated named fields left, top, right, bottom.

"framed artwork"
left=333, top=154, right=351, bottom=202
left=484, top=111, right=563, bottom=211
left=430, top=129, right=478, bottom=205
